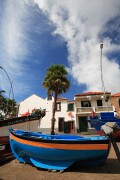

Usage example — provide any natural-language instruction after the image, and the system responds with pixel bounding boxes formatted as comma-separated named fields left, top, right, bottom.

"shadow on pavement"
left=68, top=158, right=120, bottom=174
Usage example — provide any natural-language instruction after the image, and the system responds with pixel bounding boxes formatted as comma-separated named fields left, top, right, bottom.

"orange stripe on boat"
left=10, top=133, right=108, bottom=150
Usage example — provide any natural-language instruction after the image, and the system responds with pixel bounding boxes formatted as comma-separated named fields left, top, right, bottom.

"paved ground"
left=0, top=143, right=120, bottom=180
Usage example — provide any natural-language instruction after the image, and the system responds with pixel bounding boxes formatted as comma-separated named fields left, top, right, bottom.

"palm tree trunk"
left=51, top=91, right=58, bottom=135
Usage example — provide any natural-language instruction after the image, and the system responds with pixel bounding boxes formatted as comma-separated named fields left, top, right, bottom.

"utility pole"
left=100, top=43, right=105, bottom=93
left=100, top=44, right=109, bottom=111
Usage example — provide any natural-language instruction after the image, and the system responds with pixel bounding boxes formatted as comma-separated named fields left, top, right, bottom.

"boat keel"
left=30, top=157, right=75, bottom=171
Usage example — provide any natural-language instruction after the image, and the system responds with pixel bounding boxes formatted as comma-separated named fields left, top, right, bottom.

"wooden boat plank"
left=9, top=128, right=110, bottom=171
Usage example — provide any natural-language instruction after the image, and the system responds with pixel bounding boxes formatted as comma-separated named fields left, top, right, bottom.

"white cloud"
left=0, top=0, right=44, bottom=100
left=33, top=0, right=120, bottom=94
left=1, top=0, right=120, bottom=102
left=1, top=1, right=28, bottom=67
left=0, top=0, right=30, bottom=98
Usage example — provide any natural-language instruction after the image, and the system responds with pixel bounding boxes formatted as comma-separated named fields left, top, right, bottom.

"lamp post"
left=100, top=43, right=105, bottom=93
left=100, top=44, right=109, bottom=111
left=0, top=66, right=14, bottom=100
left=0, top=65, right=14, bottom=116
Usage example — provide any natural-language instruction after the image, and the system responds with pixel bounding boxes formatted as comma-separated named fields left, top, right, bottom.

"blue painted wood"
left=9, top=128, right=110, bottom=171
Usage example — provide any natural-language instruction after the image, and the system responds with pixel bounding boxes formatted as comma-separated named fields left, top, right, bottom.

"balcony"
left=95, top=106, right=114, bottom=112
left=76, top=106, right=114, bottom=114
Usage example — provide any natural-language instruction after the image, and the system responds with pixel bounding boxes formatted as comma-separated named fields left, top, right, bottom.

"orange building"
left=111, top=92, right=120, bottom=118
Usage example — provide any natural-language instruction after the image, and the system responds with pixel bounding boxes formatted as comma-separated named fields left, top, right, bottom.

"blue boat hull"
left=9, top=129, right=110, bottom=171
left=88, top=112, right=120, bottom=131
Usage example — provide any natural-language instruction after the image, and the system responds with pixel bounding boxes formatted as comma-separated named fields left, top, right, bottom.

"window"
left=81, top=101, right=91, bottom=107
left=68, top=103, right=74, bottom=111
left=97, top=100, right=102, bottom=106
left=56, top=102, right=61, bottom=111
left=47, top=93, right=52, bottom=100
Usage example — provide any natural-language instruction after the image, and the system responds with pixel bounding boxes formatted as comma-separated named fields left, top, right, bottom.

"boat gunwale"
left=9, top=129, right=110, bottom=145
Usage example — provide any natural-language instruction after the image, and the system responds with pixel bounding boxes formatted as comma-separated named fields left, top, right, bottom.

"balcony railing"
left=95, top=106, right=114, bottom=112
left=76, top=106, right=114, bottom=114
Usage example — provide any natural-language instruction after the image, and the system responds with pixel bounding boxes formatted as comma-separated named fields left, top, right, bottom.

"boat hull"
left=88, top=119, right=120, bottom=131
left=112, top=130, right=120, bottom=142
left=9, top=129, right=110, bottom=171
left=88, top=112, right=120, bottom=141
left=0, top=136, right=12, bottom=161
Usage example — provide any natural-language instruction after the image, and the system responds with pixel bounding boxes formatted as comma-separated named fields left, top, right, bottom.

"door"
left=69, top=121, right=75, bottom=133
left=58, top=118, right=64, bottom=132
left=79, top=116, right=88, bottom=132
left=64, top=121, right=75, bottom=133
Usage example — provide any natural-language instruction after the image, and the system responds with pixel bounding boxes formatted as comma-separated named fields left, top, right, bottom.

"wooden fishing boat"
left=0, top=109, right=46, bottom=128
left=101, top=122, right=120, bottom=142
left=0, top=109, right=46, bottom=161
left=112, top=129, right=120, bottom=142
left=88, top=112, right=120, bottom=134
left=0, top=136, right=12, bottom=161
left=9, top=128, right=111, bottom=171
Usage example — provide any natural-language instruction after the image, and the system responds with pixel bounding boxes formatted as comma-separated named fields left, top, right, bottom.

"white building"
left=18, top=94, right=45, bottom=116
left=74, top=91, right=114, bottom=133
left=17, top=92, right=115, bottom=134
left=18, top=94, right=76, bottom=133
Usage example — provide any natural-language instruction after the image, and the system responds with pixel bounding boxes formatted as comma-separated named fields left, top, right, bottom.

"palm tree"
left=0, top=90, right=6, bottom=111
left=0, top=90, right=6, bottom=120
left=43, top=64, right=70, bottom=135
left=5, top=98, right=17, bottom=118
left=0, top=87, right=17, bottom=118
left=0, top=90, right=6, bottom=94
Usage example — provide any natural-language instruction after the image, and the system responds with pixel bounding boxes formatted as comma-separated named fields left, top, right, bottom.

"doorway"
left=78, top=116, right=88, bottom=132
left=64, top=121, right=75, bottom=133
left=58, top=118, right=64, bottom=132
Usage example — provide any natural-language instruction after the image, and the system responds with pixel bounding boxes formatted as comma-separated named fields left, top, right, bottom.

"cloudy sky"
left=0, top=0, right=120, bottom=103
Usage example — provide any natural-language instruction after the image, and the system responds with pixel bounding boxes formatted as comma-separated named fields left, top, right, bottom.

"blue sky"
left=0, top=0, right=120, bottom=103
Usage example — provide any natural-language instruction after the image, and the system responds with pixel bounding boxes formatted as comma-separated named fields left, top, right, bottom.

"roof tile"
left=111, top=92, right=120, bottom=97
left=75, top=91, right=111, bottom=97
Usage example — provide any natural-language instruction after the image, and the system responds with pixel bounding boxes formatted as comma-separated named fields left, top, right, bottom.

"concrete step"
left=88, top=128, right=98, bottom=135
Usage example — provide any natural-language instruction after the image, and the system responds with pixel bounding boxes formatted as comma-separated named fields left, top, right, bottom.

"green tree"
left=0, top=90, right=6, bottom=112
left=0, top=90, right=6, bottom=94
left=0, top=90, right=6, bottom=120
left=0, top=89, right=17, bottom=118
left=43, top=64, right=70, bottom=135
left=5, top=98, right=17, bottom=118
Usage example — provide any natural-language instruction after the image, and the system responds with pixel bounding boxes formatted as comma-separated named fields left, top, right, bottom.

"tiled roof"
left=75, top=91, right=111, bottom=97
left=111, top=92, right=120, bottom=97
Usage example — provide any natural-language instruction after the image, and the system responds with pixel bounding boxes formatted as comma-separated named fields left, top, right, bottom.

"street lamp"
left=100, top=44, right=109, bottom=111
left=0, top=65, right=15, bottom=116
left=100, top=43, right=106, bottom=93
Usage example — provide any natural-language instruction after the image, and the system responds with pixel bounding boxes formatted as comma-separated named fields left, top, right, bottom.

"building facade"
left=110, top=92, right=120, bottom=117
left=74, top=92, right=114, bottom=133
left=18, top=92, right=116, bottom=134
left=18, top=94, right=76, bottom=133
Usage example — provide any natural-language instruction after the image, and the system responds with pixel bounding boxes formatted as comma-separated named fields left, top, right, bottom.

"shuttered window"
left=68, top=103, right=74, bottom=111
